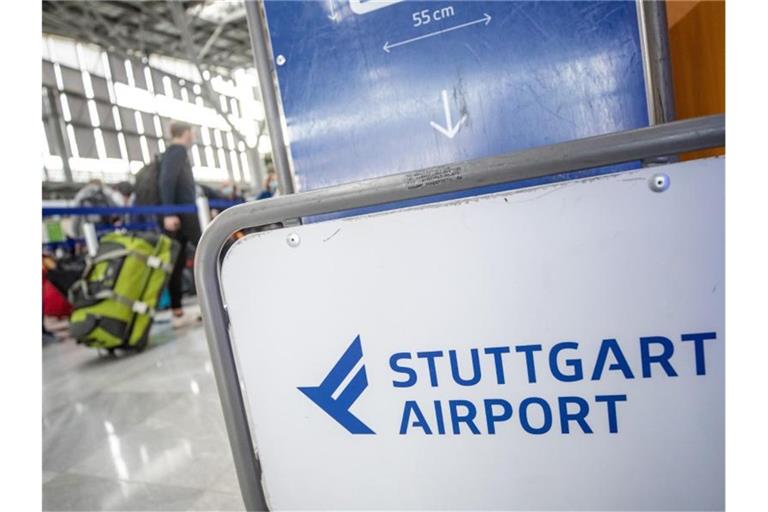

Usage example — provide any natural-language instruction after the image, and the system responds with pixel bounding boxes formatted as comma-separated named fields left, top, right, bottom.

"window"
left=65, top=96, right=91, bottom=126
left=90, top=75, right=110, bottom=102
left=95, top=102, right=116, bottom=129
left=42, top=35, right=269, bottom=183
left=118, top=107, right=139, bottom=134
left=124, top=134, right=143, bottom=161
left=59, top=65, right=85, bottom=95
left=108, top=55, right=129, bottom=84
left=101, top=130, right=121, bottom=158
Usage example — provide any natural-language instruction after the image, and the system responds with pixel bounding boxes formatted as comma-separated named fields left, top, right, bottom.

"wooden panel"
left=666, top=1, right=699, bottom=27
left=667, top=0, right=725, bottom=159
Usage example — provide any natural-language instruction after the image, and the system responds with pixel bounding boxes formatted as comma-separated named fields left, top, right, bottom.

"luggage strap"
left=92, top=248, right=174, bottom=274
left=72, top=243, right=173, bottom=304
left=93, top=289, right=155, bottom=316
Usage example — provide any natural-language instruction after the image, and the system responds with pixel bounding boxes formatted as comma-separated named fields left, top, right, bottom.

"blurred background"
left=42, top=0, right=270, bottom=199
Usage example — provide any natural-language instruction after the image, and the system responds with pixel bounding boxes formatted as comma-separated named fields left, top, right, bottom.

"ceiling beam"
left=42, top=0, right=253, bottom=72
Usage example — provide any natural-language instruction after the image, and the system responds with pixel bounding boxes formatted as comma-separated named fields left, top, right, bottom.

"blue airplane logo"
left=298, top=335, right=375, bottom=434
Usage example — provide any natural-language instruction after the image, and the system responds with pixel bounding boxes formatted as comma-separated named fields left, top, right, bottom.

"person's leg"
left=167, top=233, right=187, bottom=316
left=180, top=214, right=202, bottom=246
left=167, top=224, right=202, bottom=328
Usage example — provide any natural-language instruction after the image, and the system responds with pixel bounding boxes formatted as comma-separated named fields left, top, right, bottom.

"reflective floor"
left=43, top=307, right=245, bottom=511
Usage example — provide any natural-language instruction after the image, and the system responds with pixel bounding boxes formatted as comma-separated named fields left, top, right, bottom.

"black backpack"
left=134, top=154, right=163, bottom=206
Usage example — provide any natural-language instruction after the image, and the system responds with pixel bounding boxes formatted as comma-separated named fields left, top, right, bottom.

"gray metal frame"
left=195, top=114, right=724, bottom=511
left=637, top=0, right=676, bottom=125
left=244, top=0, right=295, bottom=196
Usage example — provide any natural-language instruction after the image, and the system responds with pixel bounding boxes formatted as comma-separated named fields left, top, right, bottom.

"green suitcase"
left=68, top=232, right=180, bottom=353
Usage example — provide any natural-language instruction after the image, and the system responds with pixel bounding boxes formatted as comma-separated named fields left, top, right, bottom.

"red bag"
left=43, top=268, right=72, bottom=318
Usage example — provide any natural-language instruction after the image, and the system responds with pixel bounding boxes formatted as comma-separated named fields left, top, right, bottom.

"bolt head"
left=649, top=173, right=670, bottom=193
left=276, top=54, right=286, bottom=66
left=286, top=233, right=300, bottom=247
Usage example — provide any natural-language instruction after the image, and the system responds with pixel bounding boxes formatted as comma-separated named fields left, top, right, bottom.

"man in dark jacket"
left=159, top=121, right=201, bottom=328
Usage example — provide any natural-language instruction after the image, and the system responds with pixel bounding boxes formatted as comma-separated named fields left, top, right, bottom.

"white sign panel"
left=221, top=158, right=724, bottom=510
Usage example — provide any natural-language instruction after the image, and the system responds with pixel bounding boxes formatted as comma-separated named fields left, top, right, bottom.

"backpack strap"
left=91, top=248, right=174, bottom=274
left=92, top=289, right=155, bottom=316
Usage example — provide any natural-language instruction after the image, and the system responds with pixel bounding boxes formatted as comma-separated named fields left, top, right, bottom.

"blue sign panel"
left=264, top=0, right=649, bottom=202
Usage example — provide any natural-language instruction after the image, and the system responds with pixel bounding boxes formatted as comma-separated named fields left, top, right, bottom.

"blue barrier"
left=93, top=222, right=160, bottom=232
left=43, top=223, right=162, bottom=251
left=209, top=199, right=245, bottom=209
left=42, top=201, right=244, bottom=250
left=43, top=239, right=80, bottom=251
left=42, top=199, right=243, bottom=218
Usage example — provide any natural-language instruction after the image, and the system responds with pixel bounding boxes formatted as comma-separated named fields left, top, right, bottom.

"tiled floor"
left=42, top=310, right=245, bottom=511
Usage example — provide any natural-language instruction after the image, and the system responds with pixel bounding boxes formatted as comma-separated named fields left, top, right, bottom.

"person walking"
left=159, top=121, right=201, bottom=328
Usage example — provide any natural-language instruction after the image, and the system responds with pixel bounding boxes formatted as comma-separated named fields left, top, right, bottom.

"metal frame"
left=195, top=114, right=724, bottom=511
left=244, top=0, right=295, bottom=196
left=637, top=0, right=677, bottom=125
left=243, top=0, right=678, bottom=199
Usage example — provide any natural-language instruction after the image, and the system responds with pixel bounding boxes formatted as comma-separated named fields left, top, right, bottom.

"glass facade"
left=41, top=34, right=266, bottom=185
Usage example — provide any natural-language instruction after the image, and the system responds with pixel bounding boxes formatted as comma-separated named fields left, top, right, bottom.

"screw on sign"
left=650, top=173, right=670, bottom=192
left=286, top=233, right=301, bottom=247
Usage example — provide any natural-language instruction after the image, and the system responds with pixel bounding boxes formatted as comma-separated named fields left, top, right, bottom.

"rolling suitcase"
left=68, top=231, right=180, bottom=353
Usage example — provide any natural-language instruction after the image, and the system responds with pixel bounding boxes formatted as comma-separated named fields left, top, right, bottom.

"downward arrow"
left=430, top=89, right=467, bottom=139
left=327, top=0, right=339, bottom=21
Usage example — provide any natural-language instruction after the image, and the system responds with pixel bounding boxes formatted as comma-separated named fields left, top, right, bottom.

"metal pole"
left=638, top=0, right=676, bottom=125
left=196, top=195, right=212, bottom=231
left=203, top=114, right=723, bottom=232
left=195, top=113, right=724, bottom=512
left=82, top=222, right=99, bottom=257
left=46, top=88, right=74, bottom=183
left=244, top=0, right=295, bottom=195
